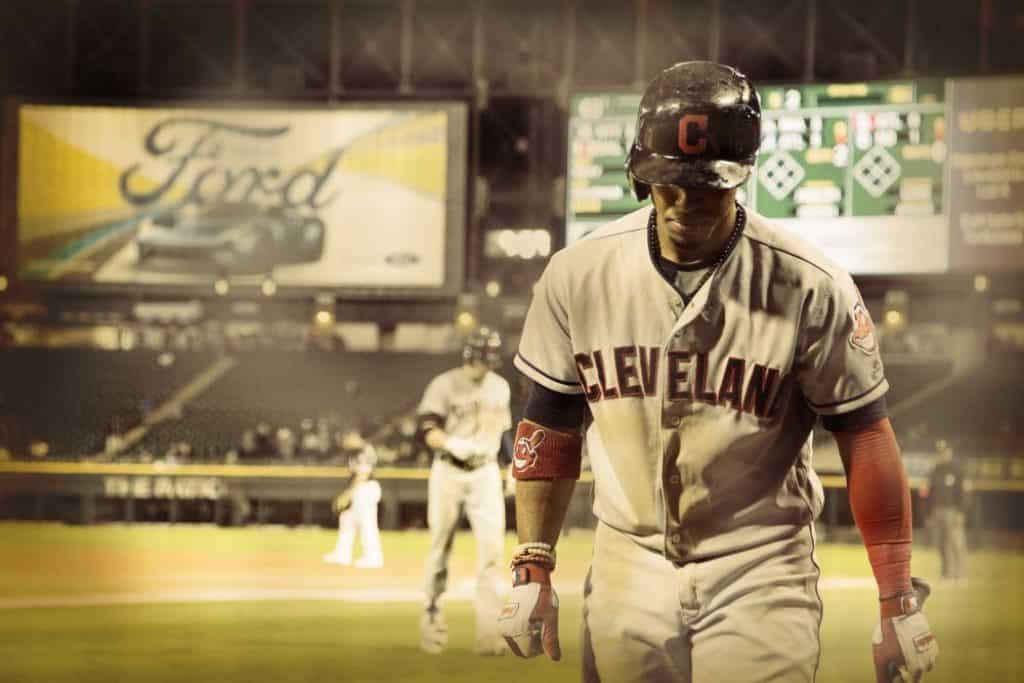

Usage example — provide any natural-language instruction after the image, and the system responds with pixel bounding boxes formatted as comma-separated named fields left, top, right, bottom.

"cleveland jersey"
left=515, top=205, right=887, bottom=563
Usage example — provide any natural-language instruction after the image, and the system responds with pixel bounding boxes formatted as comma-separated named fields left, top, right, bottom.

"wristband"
left=511, top=420, right=583, bottom=480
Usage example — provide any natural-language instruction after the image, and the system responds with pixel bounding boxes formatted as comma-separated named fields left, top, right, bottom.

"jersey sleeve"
left=514, top=253, right=584, bottom=395
left=417, top=374, right=450, bottom=418
left=499, top=379, right=513, bottom=433
left=797, top=273, right=888, bottom=416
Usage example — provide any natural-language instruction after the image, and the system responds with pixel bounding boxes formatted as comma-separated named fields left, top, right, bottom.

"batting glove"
left=498, top=562, right=560, bottom=661
left=443, top=436, right=479, bottom=461
left=873, top=577, right=939, bottom=682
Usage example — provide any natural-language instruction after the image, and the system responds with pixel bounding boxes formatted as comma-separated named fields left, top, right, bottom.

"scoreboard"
left=567, top=76, right=1024, bottom=274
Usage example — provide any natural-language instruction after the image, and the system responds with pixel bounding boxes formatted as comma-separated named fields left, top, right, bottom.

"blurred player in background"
left=922, top=439, right=969, bottom=584
left=417, top=327, right=512, bottom=656
left=499, top=61, right=938, bottom=682
left=323, top=429, right=383, bottom=569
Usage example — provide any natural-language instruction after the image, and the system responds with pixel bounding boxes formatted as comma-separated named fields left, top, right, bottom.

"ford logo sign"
left=385, top=252, right=420, bottom=266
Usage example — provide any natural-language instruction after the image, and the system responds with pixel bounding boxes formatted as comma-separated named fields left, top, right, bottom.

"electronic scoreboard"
left=567, top=76, right=1024, bottom=274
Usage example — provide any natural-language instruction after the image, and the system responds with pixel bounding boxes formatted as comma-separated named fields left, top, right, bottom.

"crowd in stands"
left=0, top=336, right=1018, bottom=468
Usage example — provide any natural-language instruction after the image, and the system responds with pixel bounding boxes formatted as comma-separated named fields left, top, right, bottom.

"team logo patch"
left=677, top=114, right=709, bottom=155
left=849, top=302, right=878, bottom=354
left=512, top=429, right=545, bottom=472
left=913, top=631, right=936, bottom=652
left=499, top=602, right=519, bottom=620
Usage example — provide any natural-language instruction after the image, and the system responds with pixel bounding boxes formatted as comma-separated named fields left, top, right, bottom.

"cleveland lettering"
left=574, top=346, right=780, bottom=418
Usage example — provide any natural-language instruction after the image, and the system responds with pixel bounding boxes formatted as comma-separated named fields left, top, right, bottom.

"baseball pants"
left=582, top=522, right=822, bottom=683
left=422, top=458, right=505, bottom=642
left=932, top=506, right=966, bottom=580
left=333, top=481, right=383, bottom=564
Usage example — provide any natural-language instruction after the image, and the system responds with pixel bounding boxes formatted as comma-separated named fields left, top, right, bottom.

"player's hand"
left=443, top=436, right=479, bottom=461
left=498, top=562, right=560, bottom=661
left=872, top=578, right=938, bottom=682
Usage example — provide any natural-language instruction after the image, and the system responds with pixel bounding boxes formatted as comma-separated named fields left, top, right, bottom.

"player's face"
left=651, top=184, right=737, bottom=250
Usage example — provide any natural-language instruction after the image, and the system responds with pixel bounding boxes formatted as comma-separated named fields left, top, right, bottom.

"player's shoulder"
left=741, top=207, right=851, bottom=286
left=547, top=207, right=649, bottom=275
left=486, top=371, right=512, bottom=394
left=429, top=367, right=461, bottom=388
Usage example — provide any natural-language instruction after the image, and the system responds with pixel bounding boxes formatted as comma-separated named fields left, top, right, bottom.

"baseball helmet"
left=462, top=327, right=502, bottom=368
left=626, top=60, right=761, bottom=199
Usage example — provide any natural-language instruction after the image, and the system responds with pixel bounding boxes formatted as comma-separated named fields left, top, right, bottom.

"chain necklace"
left=647, top=203, right=746, bottom=305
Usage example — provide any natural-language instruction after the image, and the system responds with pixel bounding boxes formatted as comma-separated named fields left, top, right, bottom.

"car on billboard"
left=134, top=201, right=325, bottom=273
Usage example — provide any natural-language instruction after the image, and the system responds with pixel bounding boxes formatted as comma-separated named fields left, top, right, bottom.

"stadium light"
left=214, top=277, right=230, bottom=296
left=974, top=274, right=990, bottom=293
left=884, top=310, right=904, bottom=327
left=484, top=279, right=502, bottom=298
left=0, top=275, right=7, bottom=292
left=261, top=275, right=277, bottom=297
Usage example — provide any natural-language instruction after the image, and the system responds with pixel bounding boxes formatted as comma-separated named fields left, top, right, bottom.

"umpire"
left=923, top=439, right=968, bottom=583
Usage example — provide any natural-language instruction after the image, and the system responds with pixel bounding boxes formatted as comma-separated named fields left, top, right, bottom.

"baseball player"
left=323, top=430, right=383, bottom=569
left=498, top=61, right=939, bottom=682
left=921, top=439, right=969, bottom=583
left=417, top=327, right=512, bottom=655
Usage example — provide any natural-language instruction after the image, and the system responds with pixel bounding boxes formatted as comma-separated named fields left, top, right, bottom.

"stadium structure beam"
left=329, top=0, right=342, bottom=98
left=64, top=0, right=78, bottom=93
left=804, top=0, right=816, bottom=81
left=826, top=0, right=901, bottom=75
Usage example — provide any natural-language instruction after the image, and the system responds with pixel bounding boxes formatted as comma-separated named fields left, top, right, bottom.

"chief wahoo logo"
left=512, top=429, right=546, bottom=472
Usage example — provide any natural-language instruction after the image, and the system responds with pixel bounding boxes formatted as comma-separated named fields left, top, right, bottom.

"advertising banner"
left=948, top=76, right=1024, bottom=270
left=16, top=102, right=467, bottom=294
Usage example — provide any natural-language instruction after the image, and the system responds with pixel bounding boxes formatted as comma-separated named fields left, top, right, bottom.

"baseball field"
left=0, top=522, right=1020, bottom=682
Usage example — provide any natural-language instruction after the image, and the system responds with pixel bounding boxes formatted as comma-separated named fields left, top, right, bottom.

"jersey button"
left=669, top=533, right=682, bottom=544
left=669, top=474, right=681, bottom=485
left=667, top=416, right=681, bottom=428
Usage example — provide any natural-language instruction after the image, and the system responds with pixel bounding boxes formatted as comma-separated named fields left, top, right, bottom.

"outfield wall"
left=2, top=462, right=1022, bottom=537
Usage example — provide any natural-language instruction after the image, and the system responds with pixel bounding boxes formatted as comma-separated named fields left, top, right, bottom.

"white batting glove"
left=872, top=578, right=939, bottom=682
left=498, top=562, right=561, bottom=661
left=443, top=436, right=479, bottom=461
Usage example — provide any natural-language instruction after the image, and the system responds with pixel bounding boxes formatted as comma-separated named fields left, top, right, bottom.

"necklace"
left=647, top=203, right=747, bottom=304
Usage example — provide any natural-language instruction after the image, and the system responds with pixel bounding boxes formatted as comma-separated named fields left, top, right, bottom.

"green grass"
left=0, top=523, right=1021, bottom=682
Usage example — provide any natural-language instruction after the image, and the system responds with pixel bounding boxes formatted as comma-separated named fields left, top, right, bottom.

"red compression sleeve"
left=834, top=417, right=912, bottom=609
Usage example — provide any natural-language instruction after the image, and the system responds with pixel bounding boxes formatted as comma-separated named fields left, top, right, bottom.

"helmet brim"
left=629, top=148, right=752, bottom=190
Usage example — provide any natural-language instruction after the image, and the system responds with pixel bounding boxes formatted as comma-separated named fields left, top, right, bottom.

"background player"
left=417, top=327, right=512, bottom=655
left=921, top=439, right=969, bottom=584
left=499, top=61, right=939, bottom=682
left=323, top=429, right=383, bottom=569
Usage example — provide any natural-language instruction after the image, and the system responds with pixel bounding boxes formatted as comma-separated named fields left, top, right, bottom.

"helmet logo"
left=678, top=114, right=709, bottom=154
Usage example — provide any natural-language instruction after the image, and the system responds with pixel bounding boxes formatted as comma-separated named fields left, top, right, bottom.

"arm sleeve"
left=835, top=418, right=912, bottom=601
left=797, top=273, right=889, bottom=415
left=514, top=254, right=584, bottom=395
left=522, top=380, right=587, bottom=432
left=821, top=396, right=888, bottom=432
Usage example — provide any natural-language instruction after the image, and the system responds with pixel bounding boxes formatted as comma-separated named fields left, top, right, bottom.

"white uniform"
left=325, top=444, right=383, bottom=568
left=418, top=367, right=512, bottom=646
left=515, top=205, right=886, bottom=682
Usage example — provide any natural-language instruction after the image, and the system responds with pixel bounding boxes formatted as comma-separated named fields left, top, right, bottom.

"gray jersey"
left=515, top=205, right=887, bottom=563
left=418, top=368, right=512, bottom=462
